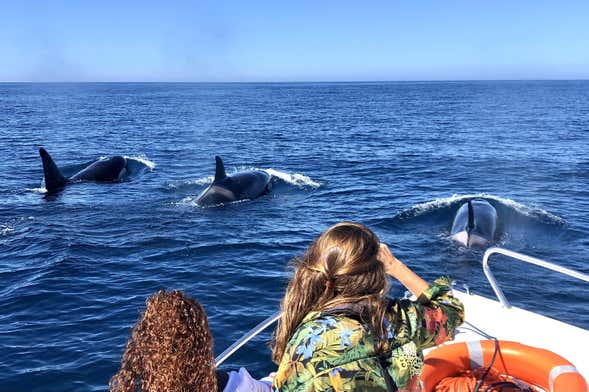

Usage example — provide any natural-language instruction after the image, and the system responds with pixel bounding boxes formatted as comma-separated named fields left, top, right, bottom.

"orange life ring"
left=420, top=340, right=587, bottom=392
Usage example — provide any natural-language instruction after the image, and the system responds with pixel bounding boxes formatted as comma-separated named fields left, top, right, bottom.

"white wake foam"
left=1, top=217, right=34, bottom=236
left=124, top=155, right=156, bottom=170
left=27, top=187, right=47, bottom=194
left=1, top=225, right=14, bottom=236
left=173, top=168, right=321, bottom=190
left=191, top=176, right=215, bottom=186
left=264, top=168, right=321, bottom=188
left=409, top=193, right=565, bottom=223
left=167, top=176, right=214, bottom=190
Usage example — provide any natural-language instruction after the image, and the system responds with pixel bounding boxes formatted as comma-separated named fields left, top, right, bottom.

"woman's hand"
left=378, top=243, right=403, bottom=277
left=378, top=243, right=429, bottom=297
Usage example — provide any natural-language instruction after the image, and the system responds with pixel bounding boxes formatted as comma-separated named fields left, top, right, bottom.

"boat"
left=215, top=247, right=589, bottom=391
left=421, top=247, right=588, bottom=391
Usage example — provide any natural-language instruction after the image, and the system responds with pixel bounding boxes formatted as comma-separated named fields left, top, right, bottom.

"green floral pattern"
left=273, top=277, right=464, bottom=392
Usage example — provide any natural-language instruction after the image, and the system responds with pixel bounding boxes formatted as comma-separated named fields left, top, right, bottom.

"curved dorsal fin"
left=467, top=199, right=475, bottom=232
left=39, top=148, right=68, bottom=191
left=466, top=199, right=475, bottom=247
left=214, top=155, right=227, bottom=182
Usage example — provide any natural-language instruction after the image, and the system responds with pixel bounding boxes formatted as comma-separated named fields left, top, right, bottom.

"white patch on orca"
left=203, top=185, right=236, bottom=200
left=117, top=167, right=128, bottom=180
left=451, top=231, right=468, bottom=246
left=451, top=231, right=489, bottom=247
left=174, top=195, right=249, bottom=208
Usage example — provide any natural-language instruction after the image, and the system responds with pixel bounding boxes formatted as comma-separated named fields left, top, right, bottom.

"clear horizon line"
left=1, top=78, right=588, bottom=84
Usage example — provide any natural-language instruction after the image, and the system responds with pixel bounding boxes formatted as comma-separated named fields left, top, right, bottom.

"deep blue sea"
left=1, top=81, right=588, bottom=391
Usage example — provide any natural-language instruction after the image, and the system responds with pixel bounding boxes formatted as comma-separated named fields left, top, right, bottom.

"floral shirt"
left=272, top=277, right=464, bottom=392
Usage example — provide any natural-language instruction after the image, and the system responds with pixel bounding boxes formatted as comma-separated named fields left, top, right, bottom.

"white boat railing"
left=482, top=247, right=589, bottom=308
left=216, top=247, right=589, bottom=366
left=215, top=311, right=282, bottom=366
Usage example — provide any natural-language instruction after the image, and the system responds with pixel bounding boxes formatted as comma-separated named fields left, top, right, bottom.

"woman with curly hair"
left=110, top=290, right=271, bottom=392
left=110, top=290, right=217, bottom=392
left=271, top=222, right=465, bottom=391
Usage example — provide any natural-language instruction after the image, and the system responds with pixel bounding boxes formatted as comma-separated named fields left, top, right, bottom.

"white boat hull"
left=430, top=289, right=589, bottom=379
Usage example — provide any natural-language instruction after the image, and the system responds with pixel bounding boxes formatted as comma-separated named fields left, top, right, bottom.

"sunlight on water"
left=0, top=81, right=587, bottom=392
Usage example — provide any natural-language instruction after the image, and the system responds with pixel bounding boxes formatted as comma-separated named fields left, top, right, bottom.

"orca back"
left=225, top=171, right=271, bottom=200
left=70, top=156, right=127, bottom=182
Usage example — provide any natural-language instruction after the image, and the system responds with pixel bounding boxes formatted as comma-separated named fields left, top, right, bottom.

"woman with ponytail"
left=271, top=222, right=464, bottom=392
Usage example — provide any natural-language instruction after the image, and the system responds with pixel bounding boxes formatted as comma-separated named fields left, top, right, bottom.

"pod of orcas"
left=450, top=199, right=497, bottom=248
left=39, top=148, right=272, bottom=206
left=39, top=148, right=498, bottom=248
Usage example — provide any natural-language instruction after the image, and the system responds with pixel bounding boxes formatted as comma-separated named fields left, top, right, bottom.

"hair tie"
left=325, top=280, right=334, bottom=290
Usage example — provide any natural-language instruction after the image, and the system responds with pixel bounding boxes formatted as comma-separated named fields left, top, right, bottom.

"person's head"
left=271, top=222, right=390, bottom=363
left=110, top=290, right=217, bottom=392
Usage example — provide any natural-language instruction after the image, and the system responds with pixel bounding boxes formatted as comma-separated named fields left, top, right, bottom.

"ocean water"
left=0, top=81, right=588, bottom=391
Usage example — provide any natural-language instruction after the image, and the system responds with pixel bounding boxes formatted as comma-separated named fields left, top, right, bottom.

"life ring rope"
left=420, top=340, right=588, bottom=392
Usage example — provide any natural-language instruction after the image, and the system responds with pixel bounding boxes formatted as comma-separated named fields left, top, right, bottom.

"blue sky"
left=1, top=1, right=588, bottom=82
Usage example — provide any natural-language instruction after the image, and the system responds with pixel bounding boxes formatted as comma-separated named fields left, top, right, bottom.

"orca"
left=39, top=148, right=130, bottom=192
left=196, top=156, right=272, bottom=206
left=451, top=199, right=497, bottom=247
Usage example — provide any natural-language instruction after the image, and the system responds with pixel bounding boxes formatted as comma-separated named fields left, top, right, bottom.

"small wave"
left=175, top=196, right=197, bottom=206
left=0, top=217, right=34, bottom=236
left=264, top=168, right=321, bottom=188
left=1, top=225, right=14, bottom=236
left=407, top=193, right=565, bottom=224
left=124, top=155, right=156, bottom=170
left=167, top=176, right=214, bottom=189
left=192, top=176, right=214, bottom=186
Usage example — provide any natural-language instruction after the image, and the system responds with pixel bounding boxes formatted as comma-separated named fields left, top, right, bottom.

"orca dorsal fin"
left=39, top=148, right=68, bottom=192
left=214, top=155, right=227, bottom=182
left=466, top=199, right=475, bottom=247
left=466, top=199, right=475, bottom=232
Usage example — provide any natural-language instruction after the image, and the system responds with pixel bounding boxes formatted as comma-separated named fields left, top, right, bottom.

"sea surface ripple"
left=0, top=81, right=588, bottom=391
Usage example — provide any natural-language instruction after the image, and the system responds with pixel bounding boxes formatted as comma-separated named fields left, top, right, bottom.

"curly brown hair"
left=109, top=290, right=218, bottom=392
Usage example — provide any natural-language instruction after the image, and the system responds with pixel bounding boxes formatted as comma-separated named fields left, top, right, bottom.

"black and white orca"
left=39, top=147, right=133, bottom=192
left=451, top=199, right=497, bottom=247
left=196, top=156, right=271, bottom=206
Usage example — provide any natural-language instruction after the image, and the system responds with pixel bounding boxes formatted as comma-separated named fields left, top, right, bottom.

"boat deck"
left=434, top=289, right=589, bottom=378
